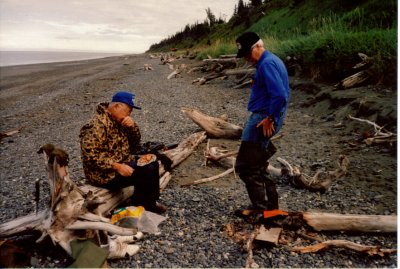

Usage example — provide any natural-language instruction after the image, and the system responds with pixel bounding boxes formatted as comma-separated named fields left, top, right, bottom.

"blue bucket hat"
left=111, top=91, right=141, bottom=110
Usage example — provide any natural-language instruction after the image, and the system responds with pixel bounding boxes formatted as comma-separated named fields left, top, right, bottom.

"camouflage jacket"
left=79, top=103, right=141, bottom=186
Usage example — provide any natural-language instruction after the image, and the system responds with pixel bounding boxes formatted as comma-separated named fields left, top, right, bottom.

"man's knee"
left=236, top=165, right=264, bottom=186
left=139, top=162, right=159, bottom=176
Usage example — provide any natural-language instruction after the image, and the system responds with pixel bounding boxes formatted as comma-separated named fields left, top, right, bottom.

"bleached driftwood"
left=352, top=53, right=372, bottom=70
left=181, top=168, right=235, bottom=187
left=143, top=64, right=153, bottom=71
left=292, top=239, right=396, bottom=256
left=167, top=69, right=180, bottom=79
left=203, top=58, right=237, bottom=64
left=224, top=68, right=256, bottom=76
left=274, top=155, right=349, bottom=193
left=187, top=66, right=203, bottom=74
left=162, top=131, right=207, bottom=169
left=335, top=53, right=373, bottom=89
left=181, top=107, right=242, bottom=139
left=233, top=79, right=252, bottom=89
left=192, top=67, right=255, bottom=86
left=245, top=225, right=261, bottom=268
left=0, top=132, right=207, bottom=257
left=335, top=70, right=370, bottom=89
left=167, top=63, right=187, bottom=79
left=301, top=212, right=396, bottom=233
left=219, top=54, right=237, bottom=59
left=0, top=127, right=23, bottom=141
left=348, top=115, right=396, bottom=145
left=149, top=54, right=160, bottom=59
left=192, top=72, right=226, bottom=85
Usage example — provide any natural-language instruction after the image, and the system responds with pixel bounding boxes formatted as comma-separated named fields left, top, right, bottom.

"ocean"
left=0, top=51, right=129, bottom=67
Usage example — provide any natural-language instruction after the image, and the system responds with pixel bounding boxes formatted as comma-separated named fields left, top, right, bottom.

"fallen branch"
left=143, top=64, right=153, bottom=71
left=277, top=155, right=349, bottom=193
left=162, top=131, right=207, bottom=169
left=219, top=54, right=237, bottom=59
left=233, top=79, right=252, bottom=89
left=245, top=225, right=261, bottom=268
left=292, top=239, right=397, bottom=256
left=167, top=64, right=188, bottom=79
left=203, top=58, right=237, bottom=64
left=192, top=72, right=226, bottom=85
left=0, top=127, right=23, bottom=141
left=352, top=53, right=372, bottom=70
left=335, top=70, right=370, bottom=89
left=348, top=115, right=396, bottom=145
left=301, top=212, right=397, bottom=233
left=167, top=69, right=181, bottom=79
left=224, top=68, right=255, bottom=76
left=66, top=221, right=138, bottom=235
left=181, top=168, right=234, bottom=187
left=181, top=107, right=242, bottom=139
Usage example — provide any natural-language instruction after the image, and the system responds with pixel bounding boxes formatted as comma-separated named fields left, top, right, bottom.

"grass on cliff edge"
left=196, top=1, right=396, bottom=84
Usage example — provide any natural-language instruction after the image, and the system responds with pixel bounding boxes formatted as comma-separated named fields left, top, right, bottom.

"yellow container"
left=111, top=206, right=145, bottom=224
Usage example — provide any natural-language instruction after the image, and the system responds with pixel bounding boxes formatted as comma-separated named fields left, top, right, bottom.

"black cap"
left=235, top=32, right=261, bottom=58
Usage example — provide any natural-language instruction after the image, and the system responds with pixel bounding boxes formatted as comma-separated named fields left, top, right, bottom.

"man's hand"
left=112, top=162, right=134, bottom=177
left=121, top=116, right=135, bottom=128
left=256, top=116, right=275, bottom=137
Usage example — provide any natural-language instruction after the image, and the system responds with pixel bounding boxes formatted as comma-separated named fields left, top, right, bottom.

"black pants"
left=235, top=141, right=278, bottom=210
left=103, top=161, right=160, bottom=210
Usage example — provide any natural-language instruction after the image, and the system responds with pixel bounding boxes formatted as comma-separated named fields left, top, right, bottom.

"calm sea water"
left=0, top=51, right=128, bottom=67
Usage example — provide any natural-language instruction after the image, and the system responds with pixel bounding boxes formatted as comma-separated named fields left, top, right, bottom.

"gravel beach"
left=0, top=53, right=397, bottom=268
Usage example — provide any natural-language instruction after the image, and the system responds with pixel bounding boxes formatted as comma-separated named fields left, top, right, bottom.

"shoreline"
left=0, top=50, right=139, bottom=68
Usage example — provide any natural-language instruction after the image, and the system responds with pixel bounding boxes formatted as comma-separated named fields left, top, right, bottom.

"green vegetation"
left=148, top=0, right=397, bottom=83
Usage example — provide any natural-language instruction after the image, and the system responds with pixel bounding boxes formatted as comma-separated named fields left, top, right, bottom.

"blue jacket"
left=248, top=50, right=290, bottom=130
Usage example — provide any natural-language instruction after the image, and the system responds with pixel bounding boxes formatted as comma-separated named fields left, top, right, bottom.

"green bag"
left=68, top=239, right=109, bottom=268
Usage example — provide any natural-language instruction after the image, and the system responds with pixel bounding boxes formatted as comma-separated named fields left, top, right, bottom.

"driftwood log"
left=335, top=53, right=373, bottom=89
left=0, top=131, right=206, bottom=257
left=301, top=212, right=396, bottom=233
left=180, top=108, right=348, bottom=193
left=181, top=107, right=242, bottom=139
left=348, top=115, right=396, bottom=145
left=275, top=155, right=349, bottom=193
left=192, top=67, right=255, bottom=86
left=200, top=142, right=348, bottom=194
left=0, top=127, right=23, bottom=141
left=292, top=239, right=397, bottom=256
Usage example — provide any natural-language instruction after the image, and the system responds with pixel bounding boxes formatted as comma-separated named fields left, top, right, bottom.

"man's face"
left=244, top=44, right=257, bottom=64
left=112, top=103, right=133, bottom=123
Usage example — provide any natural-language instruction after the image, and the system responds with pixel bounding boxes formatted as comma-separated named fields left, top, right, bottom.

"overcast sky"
left=0, top=0, right=239, bottom=53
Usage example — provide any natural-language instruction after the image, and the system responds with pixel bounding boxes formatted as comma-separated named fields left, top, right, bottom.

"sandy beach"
left=0, top=53, right=396, bottom=268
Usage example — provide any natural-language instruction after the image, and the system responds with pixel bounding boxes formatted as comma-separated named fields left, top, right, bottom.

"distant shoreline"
left=0, top=50, right=136, bottom=67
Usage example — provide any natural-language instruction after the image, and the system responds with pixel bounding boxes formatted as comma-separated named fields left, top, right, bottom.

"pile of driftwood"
left=180, top=107, right=396, bottom=267
left=0, top=131, right=206, bottom=265
left=158, top=52, right=255, bottom=88
left=190, top=55, right=255, bottom=88
left=348, top=115, right=397, bottom=146
left=0, top=107, right=396, bottom=267
left=164, top=51, right=377, bottom=91
left=162, top=51, right=396, bottom=147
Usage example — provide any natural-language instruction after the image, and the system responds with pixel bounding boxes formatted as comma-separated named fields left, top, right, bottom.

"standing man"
left=234, top=32, right=290, bottom=214
left=79, top=91, right=167, bottom=214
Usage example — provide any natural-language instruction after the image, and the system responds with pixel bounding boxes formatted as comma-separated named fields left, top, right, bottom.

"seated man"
left=79, top=91, right=167, bottom=214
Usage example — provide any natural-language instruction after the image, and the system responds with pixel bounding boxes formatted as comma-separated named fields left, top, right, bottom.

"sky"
left=0, top=0, right=239, bottom=53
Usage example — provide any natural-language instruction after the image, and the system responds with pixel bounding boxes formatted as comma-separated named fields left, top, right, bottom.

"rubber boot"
left=261, top=170, right=279, bottom=209
left=236, top=167, right=268, bottom=210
